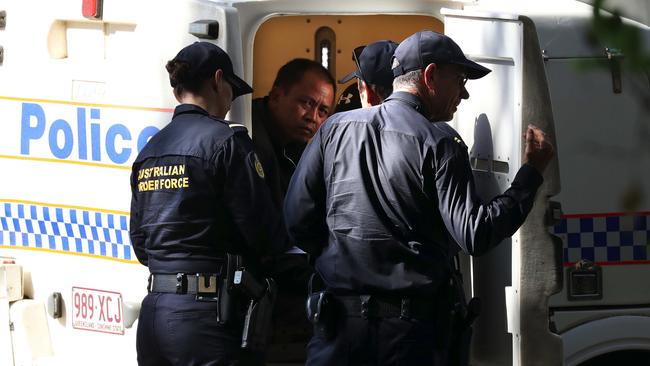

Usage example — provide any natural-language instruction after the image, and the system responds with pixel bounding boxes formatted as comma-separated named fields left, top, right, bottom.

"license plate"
left=71, top=287, right=124, bottom=335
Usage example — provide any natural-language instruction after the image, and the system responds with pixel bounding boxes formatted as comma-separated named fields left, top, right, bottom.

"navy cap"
left=172, top=42, right=253, bottom=98
left=339, top=40, right=398, bottom=88
left=392, top=31, right=490, bottom=79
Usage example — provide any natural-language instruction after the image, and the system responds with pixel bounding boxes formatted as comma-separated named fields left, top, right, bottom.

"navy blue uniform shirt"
left=251, top=96, right=304, bottom=208
left=129, top=104, right=287, bottom=274
left=284, top=92, right=543, bottom=296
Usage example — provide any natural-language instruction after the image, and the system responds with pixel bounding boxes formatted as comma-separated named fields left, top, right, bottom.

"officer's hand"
left=523, top=124, right=554, bottom=174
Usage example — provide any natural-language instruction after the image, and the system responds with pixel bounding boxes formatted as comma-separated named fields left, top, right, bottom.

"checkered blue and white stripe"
left=0, top=201, right=134, bottom=261
left=553, top=214, right=650, bottom=264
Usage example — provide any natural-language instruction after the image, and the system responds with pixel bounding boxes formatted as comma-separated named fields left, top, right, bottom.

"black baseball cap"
left=171, top=42, right=253, bottom=98
left=339, top=40, right=398, bottom=88
left=392, top=31, right=490, bottom=79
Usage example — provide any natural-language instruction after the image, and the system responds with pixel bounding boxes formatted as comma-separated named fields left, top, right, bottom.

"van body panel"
left=1, top=0, right=648, bottom=364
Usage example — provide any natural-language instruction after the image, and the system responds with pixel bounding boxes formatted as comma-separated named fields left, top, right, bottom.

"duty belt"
left=335, top=294, right=437, bottom=320
left=148, top=273, right=219, bottom=296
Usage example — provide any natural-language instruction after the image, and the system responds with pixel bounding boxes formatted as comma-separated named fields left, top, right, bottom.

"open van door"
left=444, top=2, right=650, bottom=365
left=442, top=6, right=564, bottom=366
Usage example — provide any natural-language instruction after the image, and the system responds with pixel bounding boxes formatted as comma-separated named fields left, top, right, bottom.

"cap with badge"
left=170, top=41, right=253, bottom=98
left=339, top=40, right=399, bottom=88
left=392, top=31, right=491, bottom=79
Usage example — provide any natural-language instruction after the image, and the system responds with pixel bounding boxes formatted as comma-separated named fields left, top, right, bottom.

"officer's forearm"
left=454, top=165, right=543, bottom=256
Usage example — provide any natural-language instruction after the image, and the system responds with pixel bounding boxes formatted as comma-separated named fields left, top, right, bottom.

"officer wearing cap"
left=337, top=40, right=398, bottom=111
left=130, top=42, right=287, bottom=366
left=284, top=30, right=554, bottom=365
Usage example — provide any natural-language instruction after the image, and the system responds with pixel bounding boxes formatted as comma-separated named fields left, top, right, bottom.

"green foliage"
left=589, top=0, right=650, bottom=72
left=586, top=0, right=649, bottom=211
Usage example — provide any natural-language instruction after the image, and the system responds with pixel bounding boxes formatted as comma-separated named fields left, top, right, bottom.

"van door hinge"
left=546, top=200, right=563, bottom=227
left=605, top=48, right=623, bottom=94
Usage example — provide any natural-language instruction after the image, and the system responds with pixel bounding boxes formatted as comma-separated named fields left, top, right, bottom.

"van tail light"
left=82, top=0, right=102, bottom=20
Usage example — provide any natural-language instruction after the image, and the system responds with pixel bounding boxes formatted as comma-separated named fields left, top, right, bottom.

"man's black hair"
left=272, top=58, right=336, bottom=95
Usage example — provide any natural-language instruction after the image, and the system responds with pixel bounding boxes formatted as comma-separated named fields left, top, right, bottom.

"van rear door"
left=443, top=6, right=564, bottom=366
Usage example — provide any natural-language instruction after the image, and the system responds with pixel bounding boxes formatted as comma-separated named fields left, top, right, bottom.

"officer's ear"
left=423, top=63, right=438, bottom=94
left=358, top=79, right=379, bottom=108
left=212, top=69, right=224, bottom=93
left=172, top=88, right=183, bottom=103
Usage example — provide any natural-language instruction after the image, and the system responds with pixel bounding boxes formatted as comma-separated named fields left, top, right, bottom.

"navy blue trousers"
left=306, top=316, right=450, bottom=366
left=136, top=293, right=262, bottom=366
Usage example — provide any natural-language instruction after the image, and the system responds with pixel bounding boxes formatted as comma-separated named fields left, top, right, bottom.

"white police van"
left=0, top=0, right=648, bottom=365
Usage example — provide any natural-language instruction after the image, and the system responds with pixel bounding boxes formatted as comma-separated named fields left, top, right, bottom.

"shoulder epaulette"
left=228, top=123, right=248, bottom=133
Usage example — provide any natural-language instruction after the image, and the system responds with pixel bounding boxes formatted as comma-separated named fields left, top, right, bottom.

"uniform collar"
left=384, top=91, right=428, bottom=118
left=253, top=96, right=303, bottom=151
left=173, top=104, right=211, bottom=118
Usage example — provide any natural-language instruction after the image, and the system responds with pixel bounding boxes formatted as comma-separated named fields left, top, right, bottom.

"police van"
left=1, top=0, right=649, bottom=365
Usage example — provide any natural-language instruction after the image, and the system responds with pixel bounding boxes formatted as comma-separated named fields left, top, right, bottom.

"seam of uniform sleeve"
left=433, top=137, right=465, bottom=180
left=209, top=133, right=232, bottom=163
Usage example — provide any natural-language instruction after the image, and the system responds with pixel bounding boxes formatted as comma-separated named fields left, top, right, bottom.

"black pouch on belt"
left=306, top=291, right=337, bottom=340
left=217, top=254, right=244, bottom=325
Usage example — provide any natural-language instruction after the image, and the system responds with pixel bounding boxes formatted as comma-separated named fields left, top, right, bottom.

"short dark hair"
left=272, top=58, right=336, bottom=96
left=357, top=79, right=392, bottom=104
left=369, top=83, right=392, bottom=101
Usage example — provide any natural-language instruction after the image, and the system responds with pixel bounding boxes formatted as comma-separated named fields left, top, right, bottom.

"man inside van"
left=252, top=58, right=335, bottom=212
left=251, top=58, right=336, bottom=361
left=336, top=39, right=398, bottom=112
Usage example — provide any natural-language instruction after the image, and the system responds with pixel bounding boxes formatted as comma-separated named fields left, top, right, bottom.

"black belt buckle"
left=175, top=273, right=187, bottom=294
left=195, top=273, right=219, bottom=302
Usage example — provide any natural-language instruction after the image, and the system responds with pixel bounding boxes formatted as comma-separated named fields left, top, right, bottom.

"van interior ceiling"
left=252, top=15, right=443, bottom=100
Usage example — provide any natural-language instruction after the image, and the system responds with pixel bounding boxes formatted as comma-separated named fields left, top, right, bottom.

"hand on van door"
left=523, top=124, right=554, bottom=174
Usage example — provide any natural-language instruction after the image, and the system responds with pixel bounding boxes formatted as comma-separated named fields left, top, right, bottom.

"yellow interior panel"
left=253, top=15, right=444, bottom=99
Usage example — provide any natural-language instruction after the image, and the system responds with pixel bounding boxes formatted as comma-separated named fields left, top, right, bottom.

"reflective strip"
left=553, top=213, right=650, bottom=265
left=0, top=201, right=134, bottom=261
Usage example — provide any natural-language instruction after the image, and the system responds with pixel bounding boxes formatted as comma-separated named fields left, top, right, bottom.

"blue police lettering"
left=20, top=102, right=160, bottom=164
left=49, top=119, right=74, bottom=158
left=90, top=108, right=101, bottom=161
left=106, top=124, right=131, bottom=164
left=21, top=103, right=45, bottom=155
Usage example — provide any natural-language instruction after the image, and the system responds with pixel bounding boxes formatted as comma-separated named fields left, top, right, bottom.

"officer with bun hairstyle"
left=130, top=42, right=287, bottom=366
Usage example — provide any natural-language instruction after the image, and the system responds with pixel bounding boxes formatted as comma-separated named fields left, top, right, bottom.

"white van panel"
left=445, top=13, right=526, bottom=366
left=0, top=1, right=246, bottom=364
